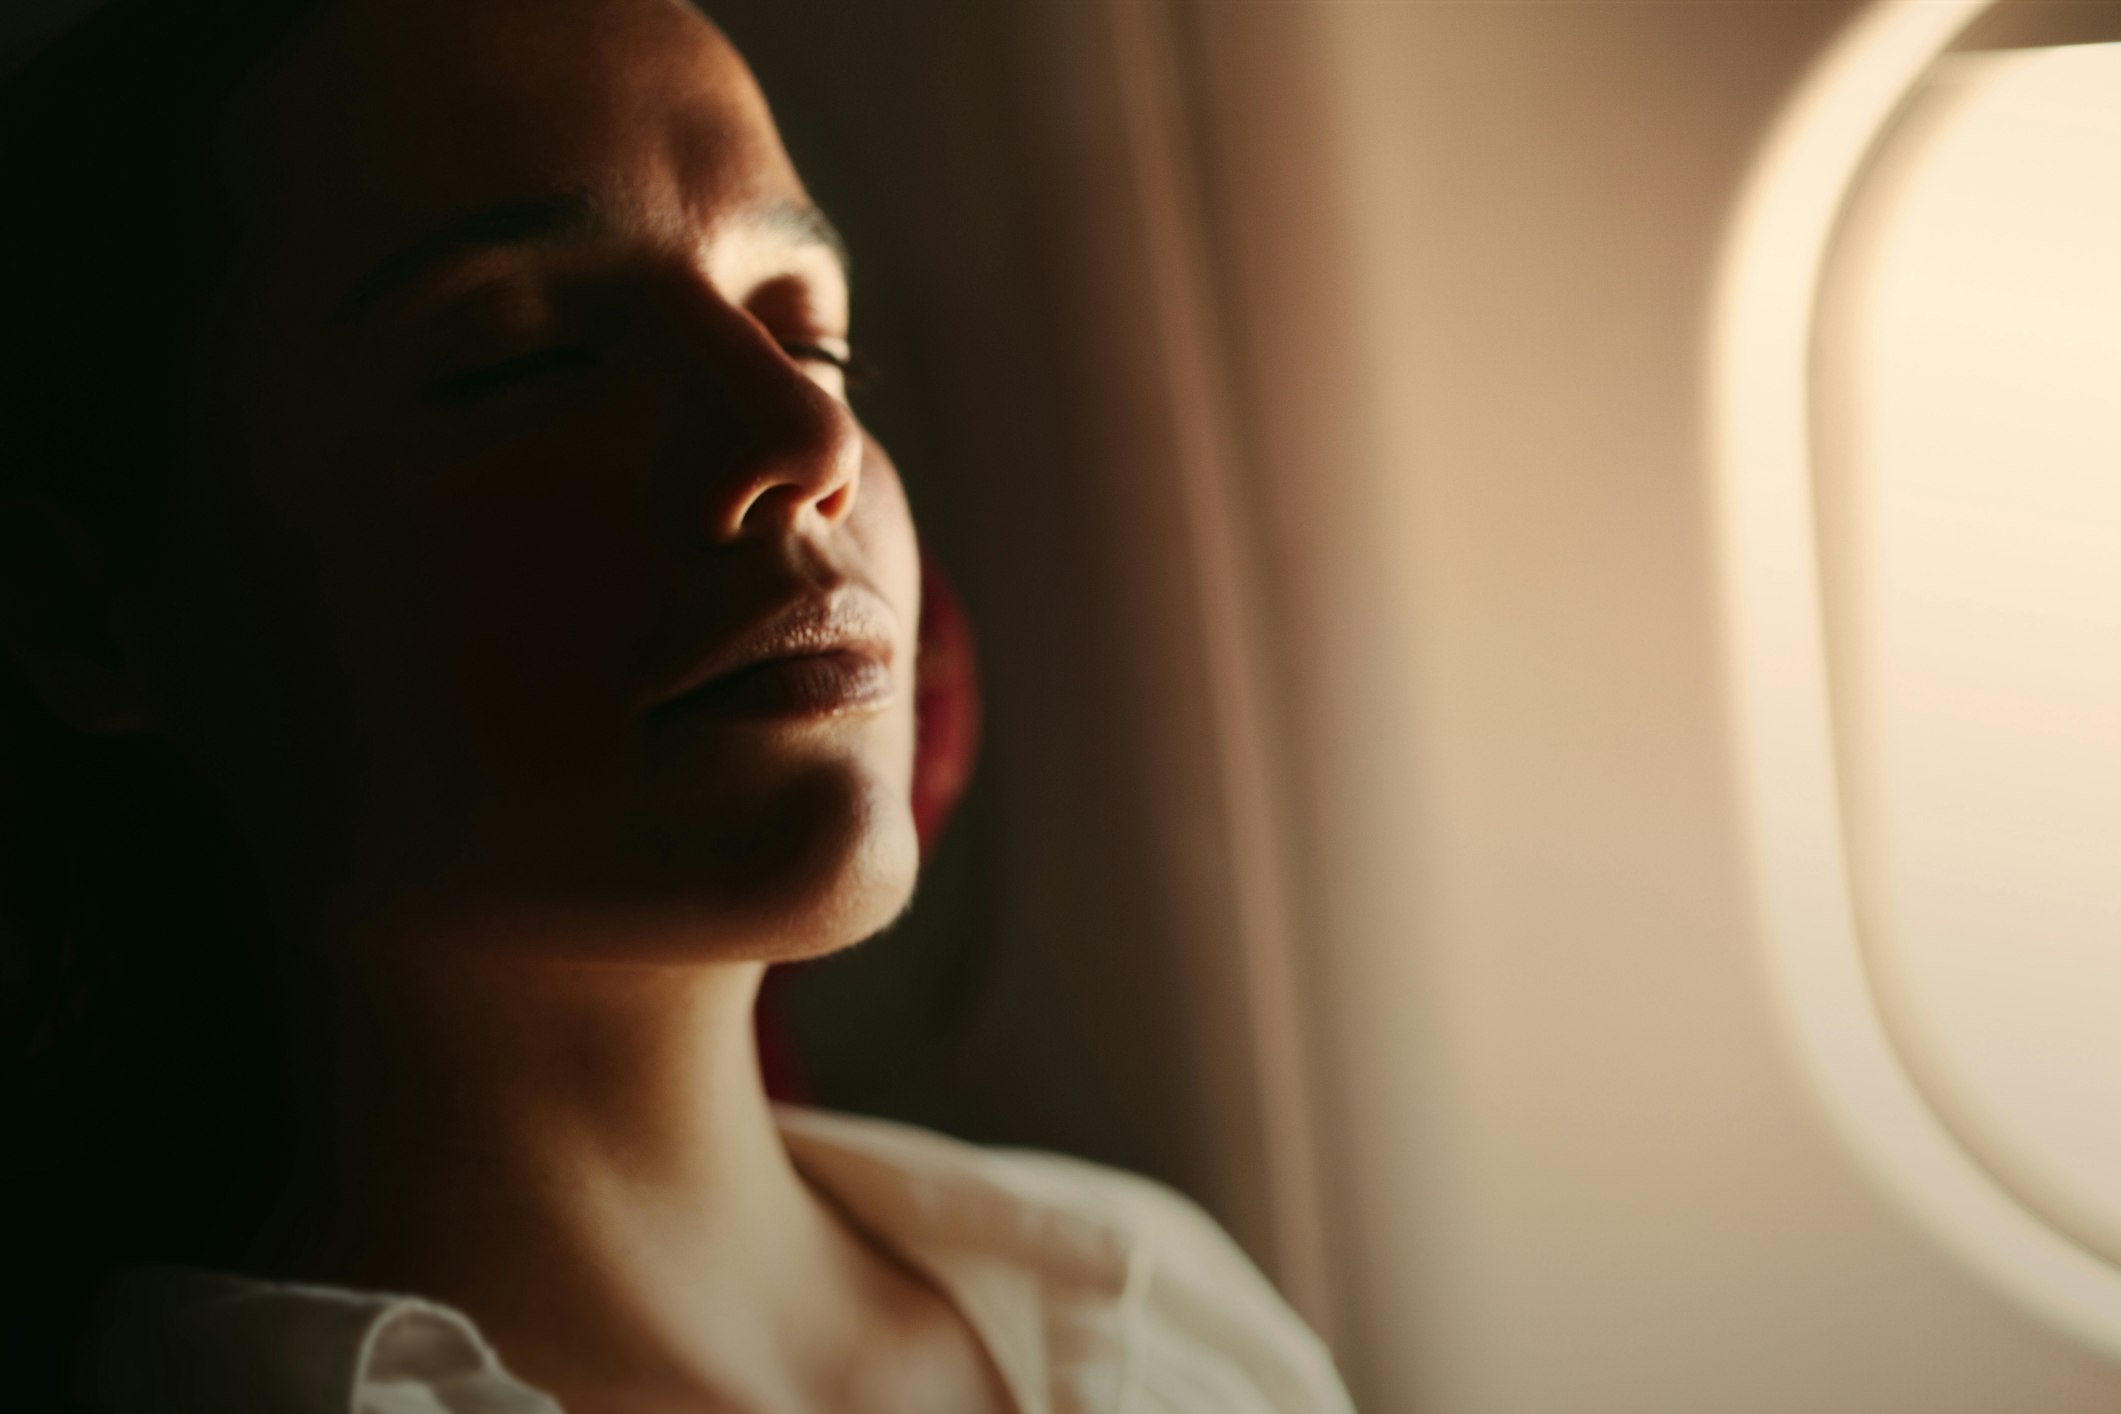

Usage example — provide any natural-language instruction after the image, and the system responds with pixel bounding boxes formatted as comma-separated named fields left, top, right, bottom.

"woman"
left=0, top=0, right=1354, bottom=1409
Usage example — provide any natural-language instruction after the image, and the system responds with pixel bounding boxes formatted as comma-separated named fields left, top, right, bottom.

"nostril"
left=814, top=479, right=855, bottom=525
left=727, top=453, right=856, bottom=538
left=733, top=483, right=806, bottom=537
left=721, top=394, right=863, bottom=538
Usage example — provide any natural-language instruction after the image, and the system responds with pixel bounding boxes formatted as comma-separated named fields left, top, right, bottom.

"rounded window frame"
left=1709, top=0, right=2121, bottom=1357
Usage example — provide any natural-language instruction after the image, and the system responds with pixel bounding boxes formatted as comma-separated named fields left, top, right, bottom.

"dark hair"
left=0, top=0, right=328, bottom=1392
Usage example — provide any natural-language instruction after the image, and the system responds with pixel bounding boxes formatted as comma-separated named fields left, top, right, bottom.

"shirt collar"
left=776, top=1106, right=1150, bottom=1414
left=73, top=1268, right=559, bottom=1414
left=70, top=1107, right=1154, bottom=1414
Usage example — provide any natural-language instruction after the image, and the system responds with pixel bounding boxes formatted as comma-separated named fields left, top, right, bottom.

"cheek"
left=396, top=383, right=679, bottom=705
left=213, top=392, right=670, bottom=854
left=851, top=445, right=922, bottom=637
left=412, top=435, right=661, bottom=759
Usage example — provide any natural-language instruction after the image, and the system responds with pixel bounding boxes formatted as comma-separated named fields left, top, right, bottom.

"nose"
left=667, top=287, right=864, bottom=546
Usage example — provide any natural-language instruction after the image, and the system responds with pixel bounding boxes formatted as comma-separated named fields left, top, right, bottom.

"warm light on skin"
left=1711, top=0, right=2121, bottom=1358
left=139, top=0, right=924, bottom=963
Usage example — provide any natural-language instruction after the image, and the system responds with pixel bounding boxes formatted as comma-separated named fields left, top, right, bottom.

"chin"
left=658, top=759, right=923, bottom=965
left=761, top=789, right=922, bottom=964
left=344, top=752, right=921, bottom=968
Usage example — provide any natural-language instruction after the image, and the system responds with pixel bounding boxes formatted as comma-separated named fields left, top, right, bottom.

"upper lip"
left=652, top=587, right=899, bottom=710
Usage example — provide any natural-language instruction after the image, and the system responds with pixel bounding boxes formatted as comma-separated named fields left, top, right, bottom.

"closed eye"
left=781, top=338, right=871, bottom=386
left=436, top=346, right=598, bottom=402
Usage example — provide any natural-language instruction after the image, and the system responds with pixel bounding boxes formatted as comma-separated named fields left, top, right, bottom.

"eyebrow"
left=755, top=201, right=850, bottom=285
left=330, top=192, right=851, bottom=328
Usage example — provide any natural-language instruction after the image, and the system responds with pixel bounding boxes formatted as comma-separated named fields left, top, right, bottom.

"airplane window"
left=1816, top=36, right=2121, bottom=1264
left=1716, top=0, right=2121, bottom=1356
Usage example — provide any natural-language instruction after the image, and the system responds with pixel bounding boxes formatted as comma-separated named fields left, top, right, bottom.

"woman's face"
left=136, top=0, right=922, bottom=963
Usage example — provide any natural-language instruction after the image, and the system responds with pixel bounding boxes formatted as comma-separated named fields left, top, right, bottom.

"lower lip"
left=661, top=650, right=894, bottom=722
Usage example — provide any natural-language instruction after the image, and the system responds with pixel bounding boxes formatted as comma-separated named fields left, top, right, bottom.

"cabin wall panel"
left=1182, top=1, right=2121, bottom=1408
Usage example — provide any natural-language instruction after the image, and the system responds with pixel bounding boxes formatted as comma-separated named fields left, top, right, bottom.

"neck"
left=251, top=952, right=886, bottom=1408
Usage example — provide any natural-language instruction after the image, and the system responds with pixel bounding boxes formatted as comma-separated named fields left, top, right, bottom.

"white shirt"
left=70, top=1106, right=1356, bottom=1413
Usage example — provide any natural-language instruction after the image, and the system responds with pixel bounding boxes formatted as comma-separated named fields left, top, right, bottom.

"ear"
left=0, top=498, right=164, bottom=739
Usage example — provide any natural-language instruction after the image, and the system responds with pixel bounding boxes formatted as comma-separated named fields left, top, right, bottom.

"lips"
left=652, top=589, right=900, bottom=722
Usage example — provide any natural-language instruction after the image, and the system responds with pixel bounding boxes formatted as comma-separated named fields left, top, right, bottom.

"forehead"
left=246, top=0, right=807, bottom=319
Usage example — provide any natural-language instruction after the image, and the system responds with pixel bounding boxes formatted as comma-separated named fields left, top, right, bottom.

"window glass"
left=1814, top=38, right=2121, bottom=1264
